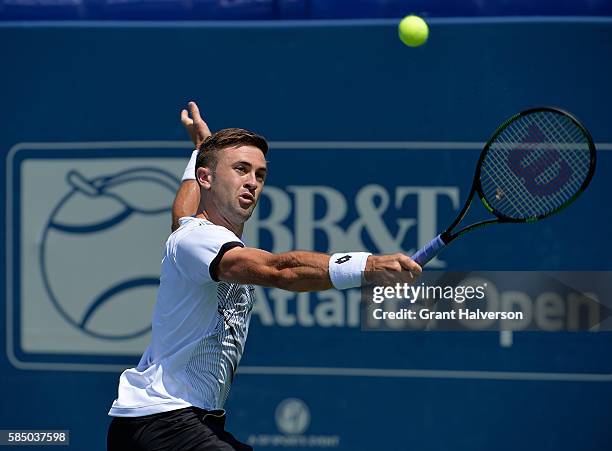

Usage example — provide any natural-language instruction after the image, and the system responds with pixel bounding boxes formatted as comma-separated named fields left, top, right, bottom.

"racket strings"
left=490, top=114, right=589, bottom=214
left=539, top=114, right=591, bottom=181
left=501, top=119, right=584, bottom=208
left=482, top=148, right=547, bottom=216
left=519, top=114, right=590, bottom=196
left=488, top=124, right=558, bottom=215
left=480, top=110, right=592, bottom=219
left=487, top=130, right=581, bottom=216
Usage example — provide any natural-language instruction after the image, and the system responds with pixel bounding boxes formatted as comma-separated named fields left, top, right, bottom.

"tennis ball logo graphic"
left=40, top=167, right=180, bottom=340
left=275, top=398, right=310, bottom=435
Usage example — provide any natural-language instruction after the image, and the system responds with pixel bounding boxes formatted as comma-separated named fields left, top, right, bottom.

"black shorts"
left=107, top=406, right=253, bottom=451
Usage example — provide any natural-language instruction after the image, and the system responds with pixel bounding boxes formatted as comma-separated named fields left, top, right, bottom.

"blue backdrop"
left=1, top=18, right=611, bottom=450
left=1, top=0, right=611, bottom=20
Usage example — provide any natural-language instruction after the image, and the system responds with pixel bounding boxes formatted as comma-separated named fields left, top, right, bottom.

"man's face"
left=204, top=145, right=267, bottom=225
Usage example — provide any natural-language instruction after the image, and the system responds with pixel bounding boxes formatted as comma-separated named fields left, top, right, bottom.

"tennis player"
left=107, top=102, right=421, bottom=450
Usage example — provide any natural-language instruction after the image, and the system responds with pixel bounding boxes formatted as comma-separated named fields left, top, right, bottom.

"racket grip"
left=412, top=235, right=446, bottom=267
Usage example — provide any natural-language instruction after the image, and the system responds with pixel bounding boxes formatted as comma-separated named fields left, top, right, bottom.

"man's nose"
left=244, top=173, right=257, bottom=190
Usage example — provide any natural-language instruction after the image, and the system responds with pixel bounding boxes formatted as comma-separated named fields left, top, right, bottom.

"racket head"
left=474, top=107, right=596, bottom=222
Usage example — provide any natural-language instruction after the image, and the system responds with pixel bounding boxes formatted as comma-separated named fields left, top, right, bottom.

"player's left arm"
left=172, top=101, right=212, bottom=231
left=172, top=180, right=200, bottom=231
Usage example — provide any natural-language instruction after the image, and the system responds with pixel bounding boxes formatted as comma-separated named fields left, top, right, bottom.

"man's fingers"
left=187, top=101, right=212, bottom=138
left=398, top=255, right=422, bottom=275
left=180, top=109, right=192, bottom=126
left=188, top=101, right=202, bottom=121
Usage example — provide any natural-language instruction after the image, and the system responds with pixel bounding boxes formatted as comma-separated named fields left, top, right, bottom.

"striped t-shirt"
left=109, top=217, right=255, bottom=416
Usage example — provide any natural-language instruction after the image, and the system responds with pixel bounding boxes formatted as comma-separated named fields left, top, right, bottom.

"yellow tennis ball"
left=398, top=15, right=429, bottom=47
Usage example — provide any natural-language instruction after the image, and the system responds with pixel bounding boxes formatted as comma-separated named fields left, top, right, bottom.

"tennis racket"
left=412, top=106, right=596, bottom=267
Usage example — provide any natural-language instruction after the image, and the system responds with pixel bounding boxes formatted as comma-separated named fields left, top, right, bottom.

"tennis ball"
left=398, top=15, right=429, bottom=47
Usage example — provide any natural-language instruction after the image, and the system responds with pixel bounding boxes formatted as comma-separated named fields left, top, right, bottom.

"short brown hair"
left=196, top=128, right=268, bottom=174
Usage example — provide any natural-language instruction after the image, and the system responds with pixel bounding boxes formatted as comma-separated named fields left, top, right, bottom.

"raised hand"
left=181, top=101, right=212, bottom=149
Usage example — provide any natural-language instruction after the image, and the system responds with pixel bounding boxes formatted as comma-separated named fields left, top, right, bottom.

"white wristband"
left=328, top=252, right=371, bottom=290
left=181, top=149, right=199, bottom=181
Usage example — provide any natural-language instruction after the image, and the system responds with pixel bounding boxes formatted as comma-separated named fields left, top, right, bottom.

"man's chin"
left=237, top=205, right=255, bottom=221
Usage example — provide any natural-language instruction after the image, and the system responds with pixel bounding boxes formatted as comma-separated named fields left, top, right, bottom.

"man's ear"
left=196, top=166, right=212, bottom=190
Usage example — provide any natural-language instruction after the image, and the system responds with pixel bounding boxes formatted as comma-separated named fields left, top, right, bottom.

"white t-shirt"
left=108, top=217, right=256, bottom=417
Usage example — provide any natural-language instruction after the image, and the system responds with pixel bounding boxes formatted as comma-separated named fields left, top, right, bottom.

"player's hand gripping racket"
left=412, top=107, right=596, bottom=267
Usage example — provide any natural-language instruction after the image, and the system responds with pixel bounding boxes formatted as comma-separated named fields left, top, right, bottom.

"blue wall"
left=1, top=18, right=611, bottom=450
left=1, top=0, right=611, bottom=20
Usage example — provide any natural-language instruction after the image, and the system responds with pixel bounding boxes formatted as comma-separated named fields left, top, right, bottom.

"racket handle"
left=412, top=235, right=446, bottom=267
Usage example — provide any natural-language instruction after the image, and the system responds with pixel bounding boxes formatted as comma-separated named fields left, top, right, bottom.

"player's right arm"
left=217, top=247, right=421, bottom=292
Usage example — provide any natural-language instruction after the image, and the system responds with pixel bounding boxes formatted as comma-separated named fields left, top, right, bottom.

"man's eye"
left=235, top=166, right=246, bottom=173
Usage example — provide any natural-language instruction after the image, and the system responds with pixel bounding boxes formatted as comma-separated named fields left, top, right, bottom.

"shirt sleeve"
left=174, top=224, right=244, bottom=284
